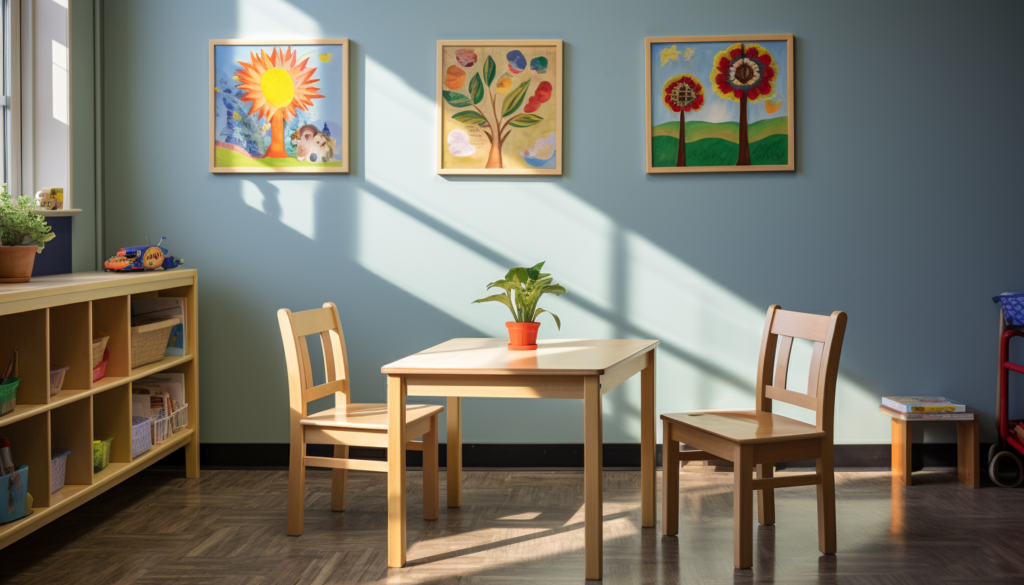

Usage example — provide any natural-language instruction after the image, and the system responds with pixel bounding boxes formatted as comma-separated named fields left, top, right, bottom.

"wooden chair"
left=661, top=305, right=848, bottom=569
left=278, top=302, right=443, bottom=536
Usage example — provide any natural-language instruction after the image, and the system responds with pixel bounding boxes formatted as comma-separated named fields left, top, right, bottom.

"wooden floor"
left=1, top=467, right=1022, bottom=584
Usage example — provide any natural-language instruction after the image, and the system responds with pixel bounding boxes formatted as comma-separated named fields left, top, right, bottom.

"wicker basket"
left=130, top=317, right=180, bottom=368
left=91, top=336, right=109, bottom=368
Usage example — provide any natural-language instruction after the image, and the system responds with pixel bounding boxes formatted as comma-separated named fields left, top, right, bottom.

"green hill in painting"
left=652, top=116, right=788, bottom=144
left=652, top=135, right=788, bottom=167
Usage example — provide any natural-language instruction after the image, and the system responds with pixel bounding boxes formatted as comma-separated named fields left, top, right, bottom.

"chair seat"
left=301, top=402, right=443, bottom=430
left=661, top=409, right=825, bottom=444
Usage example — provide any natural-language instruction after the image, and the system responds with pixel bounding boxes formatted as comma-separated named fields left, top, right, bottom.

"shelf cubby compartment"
left=91, top=295, right=130, bottom=384
left=0, top=310, right=49, bottom=407
left=0, top=412, right=51, bottom=508
left=48, top=303, right=92, bottom=400
left=92, top=383, right=130, bottom=469
left=49, top=398, right=93, bottom=505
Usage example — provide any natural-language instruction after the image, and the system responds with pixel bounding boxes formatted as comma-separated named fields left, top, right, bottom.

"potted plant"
left=473, top=261, right=566, bottom=350
left=0, top=188, right=55, bottom=283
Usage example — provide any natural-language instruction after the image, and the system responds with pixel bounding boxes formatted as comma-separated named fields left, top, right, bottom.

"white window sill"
left=33, top=208, right=82, bottom=217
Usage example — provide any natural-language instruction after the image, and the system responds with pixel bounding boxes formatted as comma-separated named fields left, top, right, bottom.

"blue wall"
left=101, top=0, right=1024, bottom=445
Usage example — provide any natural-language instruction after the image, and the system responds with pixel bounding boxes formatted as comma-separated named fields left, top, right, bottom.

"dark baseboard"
left=152, top=442, right=978, bottom=470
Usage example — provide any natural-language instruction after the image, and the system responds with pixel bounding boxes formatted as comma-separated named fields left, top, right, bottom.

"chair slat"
left=774, top=336, right=793, bottom=389
left=303, top=379, right=347, bottom=404
left=770, top=310, right=830, bottom=342
left=765, top=385, right=818, bottom=410
left=290, top=307, right=336, bottom=337
left=806, top=341, right=824, bottom=398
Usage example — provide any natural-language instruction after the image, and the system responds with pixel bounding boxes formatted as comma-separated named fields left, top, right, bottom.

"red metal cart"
left=990, top=329, right=1024, bottom=486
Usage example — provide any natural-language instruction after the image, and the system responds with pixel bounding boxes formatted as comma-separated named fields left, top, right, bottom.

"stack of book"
left=880, top=396, right=972, bottom=420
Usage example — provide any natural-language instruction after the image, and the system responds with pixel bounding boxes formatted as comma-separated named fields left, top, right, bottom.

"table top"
left=381, top=338, right=659, bottom=376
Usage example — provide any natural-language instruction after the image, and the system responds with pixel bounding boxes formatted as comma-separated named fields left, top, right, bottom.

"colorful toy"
left=104, top=237, right=183, bottom=272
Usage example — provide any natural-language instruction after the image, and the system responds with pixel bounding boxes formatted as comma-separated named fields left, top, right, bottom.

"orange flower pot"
left=0, top=246, right=37, bottom=283
left=506, top=322, right=540, bottom=351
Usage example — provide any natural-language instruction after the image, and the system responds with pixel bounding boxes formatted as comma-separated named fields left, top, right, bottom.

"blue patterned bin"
left=0, top=465, right=29, bottom=523
left=994, top=293, right=1024, bottom=327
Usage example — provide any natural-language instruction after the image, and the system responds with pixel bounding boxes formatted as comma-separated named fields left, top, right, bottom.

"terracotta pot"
left=0, top=245, right=38, bottom=283
left=506, top=321, right=540, bottom=351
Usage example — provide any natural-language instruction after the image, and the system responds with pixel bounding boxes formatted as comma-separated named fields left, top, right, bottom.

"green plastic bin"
left=0, top=377, right=18, bottom=417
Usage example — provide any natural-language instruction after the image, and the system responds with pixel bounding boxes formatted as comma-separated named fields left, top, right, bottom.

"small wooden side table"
left=880, top=406, right=979, bottom=487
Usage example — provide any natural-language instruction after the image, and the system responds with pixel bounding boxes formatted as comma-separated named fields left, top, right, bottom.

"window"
left=0, top=0, right=20, bottom=196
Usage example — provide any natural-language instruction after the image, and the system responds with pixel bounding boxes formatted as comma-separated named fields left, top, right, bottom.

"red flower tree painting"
left=661, top=74, right=704, bottom=167
left=710, top=43, right=777, bottom=165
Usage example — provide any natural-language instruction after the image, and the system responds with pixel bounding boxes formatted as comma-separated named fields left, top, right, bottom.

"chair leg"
left=756, top=463, right=775, bottom=526
left=286, top=433, right=306, bottom=536
left=816, top=444, right=837, bottom=555
left=662, top=420, right=679, bottom=536
left=733, top=444, right=753, bottom=569
left=329, top=445, right=348, bottom=512
left=423, top=415, right=440, bottom=520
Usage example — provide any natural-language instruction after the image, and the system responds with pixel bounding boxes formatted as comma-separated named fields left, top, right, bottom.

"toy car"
left=104, top=237, right=184, bottom=272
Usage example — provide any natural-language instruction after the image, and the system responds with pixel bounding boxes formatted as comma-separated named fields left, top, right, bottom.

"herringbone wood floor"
left=0, top=467, right=1021, bottom=584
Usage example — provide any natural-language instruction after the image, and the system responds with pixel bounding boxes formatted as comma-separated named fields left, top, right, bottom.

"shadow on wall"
left=213, top=0, right=882, bottom=445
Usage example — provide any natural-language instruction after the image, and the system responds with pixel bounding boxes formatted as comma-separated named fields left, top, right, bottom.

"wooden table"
left=880, top=406, right=980, bottom=487
left=382, top=338, right=660, bottom=580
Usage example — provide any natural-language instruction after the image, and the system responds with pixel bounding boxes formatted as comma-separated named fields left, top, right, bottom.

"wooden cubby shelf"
left=0, top=270, right=199, bottom=549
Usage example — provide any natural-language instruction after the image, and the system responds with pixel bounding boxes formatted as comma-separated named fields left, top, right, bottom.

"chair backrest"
left=278, top=302, right=351, bottom=419
left=755, top=305, right=848, bottom=435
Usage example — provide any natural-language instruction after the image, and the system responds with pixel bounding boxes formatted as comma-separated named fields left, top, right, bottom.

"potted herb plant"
left=473, top=261, right=566, bottom=350
left=0, top=188, right=55, bottom=283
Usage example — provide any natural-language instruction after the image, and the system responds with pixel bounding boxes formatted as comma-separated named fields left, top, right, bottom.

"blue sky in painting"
left=213, top=44, right=344, bottom=139
left=650, top=40, right=788, bottom=127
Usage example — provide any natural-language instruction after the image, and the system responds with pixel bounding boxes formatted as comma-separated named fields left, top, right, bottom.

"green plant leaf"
left=469, top=73, right=484, bottom=105
left=472, top=294, right=517, bottom=320
left=442, top=90, right=472, bottom=108
left=483, top=56, right=496, bottom=86
left=527, top=261, right=545, bottom=280
left=501, top=80, right=531, bottom=117
left=542, top=284, right=567, bottom=296
left=535, top=308, right=561, bottom=330
left=452, top=111, right=489, bottom=126
left=506, top=267, right=530, bottom=286
left=509, top=114, right=544, bottom=128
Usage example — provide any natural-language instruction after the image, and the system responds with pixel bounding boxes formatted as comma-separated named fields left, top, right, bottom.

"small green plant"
left=473, top=261, right=567, bottom=328
left=0, top=186, right=55, bottom=253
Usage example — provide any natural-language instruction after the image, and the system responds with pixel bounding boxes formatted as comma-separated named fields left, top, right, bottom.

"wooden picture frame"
left=209, top=38, right=350, bottom=174
left=436, top=40, right=563, bottom=176
left=645, top=35, right=794, bottom=174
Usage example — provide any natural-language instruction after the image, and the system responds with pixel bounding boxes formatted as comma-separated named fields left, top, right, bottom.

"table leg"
left=640, top=350, right=656, bottom=528
left=957, top=418, right=980, bottom=488
left=447, top=396, right=462, bottom=508
left=892, top=419, right=912, bottom=486
left=584, top=376, right=603, bottom=580
left=387, top=375, right=407, bottom=568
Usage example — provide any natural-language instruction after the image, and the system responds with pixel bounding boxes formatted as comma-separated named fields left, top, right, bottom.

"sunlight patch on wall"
left=236, top=0, right=320, bottom=36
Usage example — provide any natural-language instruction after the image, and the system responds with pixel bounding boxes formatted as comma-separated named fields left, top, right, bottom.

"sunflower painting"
left=645, top=35, right=794, bottom=173
left=209, top=39, right=349, bottom=173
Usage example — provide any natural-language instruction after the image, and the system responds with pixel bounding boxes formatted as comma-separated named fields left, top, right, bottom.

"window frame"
left=2, top=0, right=22, bottom=197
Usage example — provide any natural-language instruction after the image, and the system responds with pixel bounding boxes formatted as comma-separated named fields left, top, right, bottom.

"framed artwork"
left=437, top=40, right=562, bottom=175
left=209, top=39, right=349, bottom=173
left=645, top=35, right=794, bottom=173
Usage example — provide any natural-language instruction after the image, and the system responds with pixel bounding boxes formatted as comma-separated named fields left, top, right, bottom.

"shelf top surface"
left=0, top=269, right=196, bottom=305
left=381, top=338, right=659, bottom=376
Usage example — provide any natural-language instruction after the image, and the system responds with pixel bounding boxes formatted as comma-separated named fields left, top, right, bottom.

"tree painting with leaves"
left=439, top=42, right=561, bottom=174
left=661, top=74, right=704, bottom=167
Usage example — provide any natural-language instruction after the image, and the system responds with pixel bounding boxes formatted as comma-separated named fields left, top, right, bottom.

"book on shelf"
left=131, top=297, right=186, bottom=357
left=133, top=372, right=186, bottom=419
left=879, top=405, right=973, bottom=421
left=881, top=396, right=966, bottom=413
